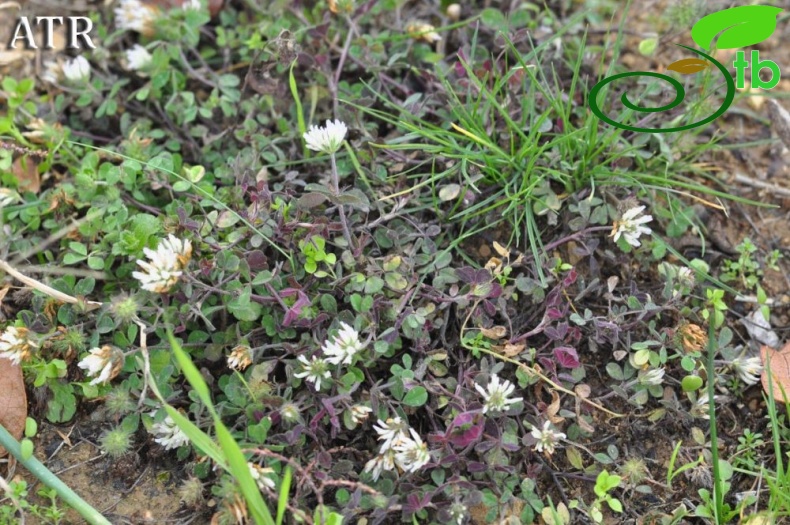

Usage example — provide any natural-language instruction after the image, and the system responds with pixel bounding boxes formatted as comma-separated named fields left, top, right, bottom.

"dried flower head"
left=530, top=420, right=566, bottom=456
left=328, top=0, right=355, bottom=14
left=78, top=345, right=123, bottom=385
left=321, top=322, right=365, bottom=366
left=406, top=22, right=442, bottom=43
left=349, top=404, right=373, bottom=424
left=303, top=119, right=348, bottom=155
left=0, top=188, right=20, bottom=208
left=115, top=0, right=159, bottom=36
left=610, top=205, right=653, bottom=247
left=227, top=345, right=253, bottom=371
left=475, top=373, right=522, bottom=414
left=676, top=321, right=708, bottom=353
left=0, top=326, right=37, bottom=366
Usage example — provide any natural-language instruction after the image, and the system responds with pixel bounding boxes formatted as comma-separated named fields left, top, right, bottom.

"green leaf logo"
left=692, top=5, right=783, bottom=50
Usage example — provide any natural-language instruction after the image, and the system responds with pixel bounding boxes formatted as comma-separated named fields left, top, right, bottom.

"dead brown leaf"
left=12, top=156, right=40, bottom=194
left=0, top=358, right=27, bottom=457
left=760, top=342, right=790, bottom=402
left=479, top=325, right=507, bottom=340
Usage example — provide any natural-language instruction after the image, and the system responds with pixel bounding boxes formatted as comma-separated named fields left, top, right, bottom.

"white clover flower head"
left=41, top=60, right=62, bottom=84
left=611, top=205, right=653, bottom=247
left=132, top=234, right=192, bottom=293
left=227, top=345, right=253, bottom=371
left=78, top=345, right=122, bottom=385
left=349, top=404, right=373, bottom=424
left=150, top=413, right=190, bottom=450
left=125, top=44, right=153, bottom=72
left=363, top=448, right=397, bottom=481
left=732, top=355, right=762, bottom=386
left=474, top=373, right=522, bottom=414
left=322, top=322, right=365, bottom=366
left=62, top=56, right=91, bottom=83
left=373, top=416, right=410, bottom=453
left=691, top=392, right=724, bottom=419
left=638, top=367, right=665, bottom=387
left=393, top=428, right=431, bottom=473
left=0, top=326, right=37, bottom=366
left=248, top=462, right=276, bottom=491
left=294, top=354, right=331, bottom=390
left=115, top=0, right=159, bottom=35
left=530, top=420, right=566, bottom=456
left=303, top=119, right=348, bottom=154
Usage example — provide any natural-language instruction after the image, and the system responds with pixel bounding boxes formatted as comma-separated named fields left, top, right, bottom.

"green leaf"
left=276, top=467, right=292, bottom=525
left=681, top=375, right=704, bottom=392
left=607, top=498, right=623, bottom=513
left=20, top=438, right=33, bottom=460
left=24, top=418, right=37, bottom=438
left=403, top=386, right=428, bottom=407
left=691, top=5, right=783, bottom=50
left=638, top=37, right=658, bottom=56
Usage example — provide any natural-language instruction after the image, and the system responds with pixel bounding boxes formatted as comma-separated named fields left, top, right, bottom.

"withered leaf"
left=761, top=342, right=790, bottom=402
left=666, top=58, right=710, bottom=75
left=0, top=359, right=27, bottom=457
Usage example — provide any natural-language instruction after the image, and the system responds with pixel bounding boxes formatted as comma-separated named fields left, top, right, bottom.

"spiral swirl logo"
left=589, top=5, right=784, bottom=133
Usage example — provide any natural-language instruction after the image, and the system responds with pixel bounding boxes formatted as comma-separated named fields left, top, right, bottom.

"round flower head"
left=115, top=0, right=159, bottom=36
left=321, top=321, right=365, bottom=366
left=294, top=354, right=331, bottom=390
left=373, top=416, right=410, bottom=453
left=303, top=119, right=348, bottom=155
left=531, top=420, right=566, bottom=456
left=125, top=44, right=153, bottom=72
left=393, top=428, right=431, bottom=473
left=227, top=345, right=253, bottom=371
left=363, top=448, right=397, bottom=481
left=150, top=413, right=190, bottom=450
left=78, top=345, right=123, bottom=385
left=62, top=56, right=91, bottom=83
left=475, top=373, right=522, bottom=414
left=132, top=234, right=192, bottom=293
left=611, top=205, right=653, bottom=247
left=0, top=326, right=37, bottom=366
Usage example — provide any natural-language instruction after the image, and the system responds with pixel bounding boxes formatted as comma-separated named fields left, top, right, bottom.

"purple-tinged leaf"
left=446, top=412, right=484, bottom=448
left=554, top=346, right=580, bottom=369
left=468, top=462, right=489, bottom=473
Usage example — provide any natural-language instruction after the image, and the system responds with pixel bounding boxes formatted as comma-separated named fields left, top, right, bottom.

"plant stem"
left=0, top=425, right=111, bottom=525
left=706, top=320, right=723, bottom=520
left=329, top=152, right=354, bottom=249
